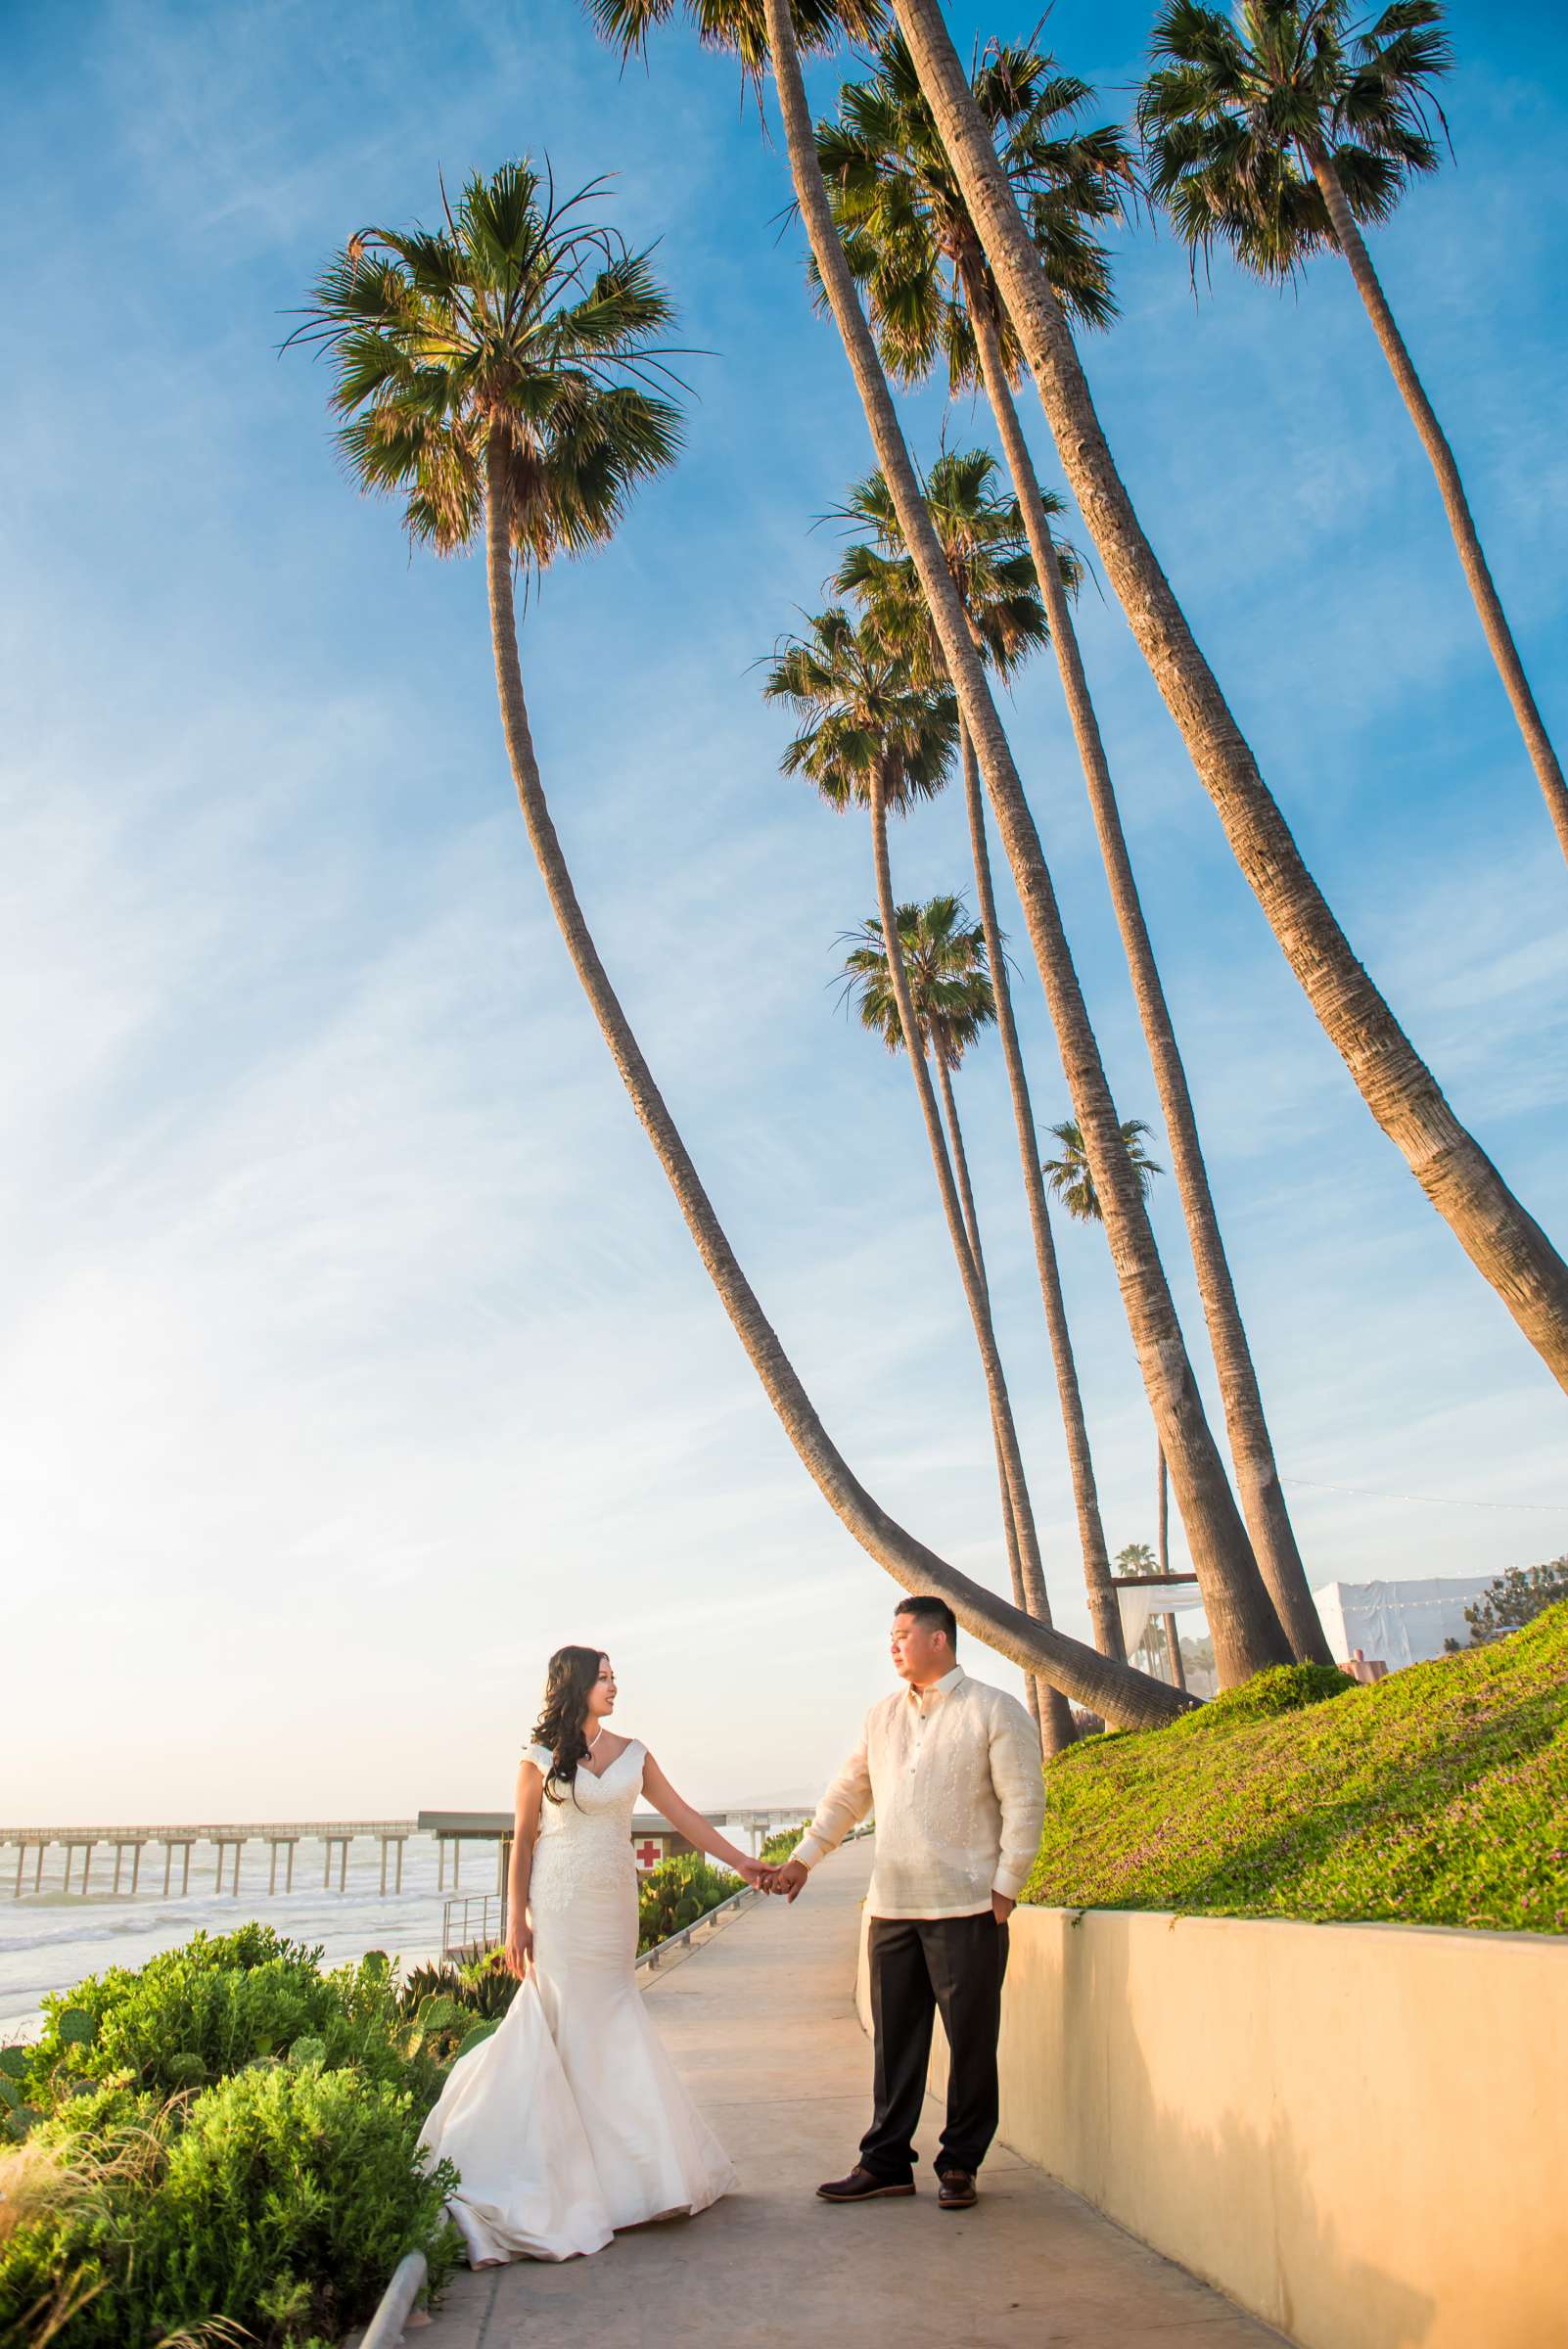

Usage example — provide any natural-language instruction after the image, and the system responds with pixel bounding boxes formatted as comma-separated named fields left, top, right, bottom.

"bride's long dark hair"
left=531, top=1644, right=607, bottom=1805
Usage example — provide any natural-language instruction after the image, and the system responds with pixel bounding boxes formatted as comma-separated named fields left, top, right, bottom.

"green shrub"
left=637, top=1853, right=741, bottom=1953
left=0, top=1925, right=465, bottom=2346
left=400, top=1956, right=516, bottom=2025
left=24, top=1932, right=445, bottom=2122
left=0, top=2061, right=458, bottom=2348
left=1025, top=1601, right=1568, bottom=1932
left=1189, top=1661, right=1353, bottom=1727
left=759, top=1821, right=808, bottom=1865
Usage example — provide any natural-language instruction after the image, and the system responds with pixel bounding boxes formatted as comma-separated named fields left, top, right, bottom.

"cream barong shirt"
left=794, top=1668, right=1045, bottom=1920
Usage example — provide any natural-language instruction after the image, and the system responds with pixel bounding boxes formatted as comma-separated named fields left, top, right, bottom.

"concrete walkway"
left=414, top=1841, right=1282, bottom=2348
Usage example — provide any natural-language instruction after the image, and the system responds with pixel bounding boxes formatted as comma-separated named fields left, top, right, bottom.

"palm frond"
left=293, top=160, right=685, bottom=570
left=1140, top=0, right=1452, bottom=275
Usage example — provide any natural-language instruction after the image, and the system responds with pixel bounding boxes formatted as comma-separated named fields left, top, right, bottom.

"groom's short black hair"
left=896, top=1595, right=957, bottom=1647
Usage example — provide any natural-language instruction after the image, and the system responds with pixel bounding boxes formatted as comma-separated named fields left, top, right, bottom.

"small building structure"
left=1312, top=1575, right=1496, bottom=1672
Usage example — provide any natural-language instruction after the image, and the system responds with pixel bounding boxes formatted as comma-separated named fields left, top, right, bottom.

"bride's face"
left=586, top=1656, right=617, bottom=1721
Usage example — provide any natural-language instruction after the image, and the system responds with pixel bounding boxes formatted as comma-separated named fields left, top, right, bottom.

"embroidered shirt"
left=794, top=1668, right=1044, bottom=1919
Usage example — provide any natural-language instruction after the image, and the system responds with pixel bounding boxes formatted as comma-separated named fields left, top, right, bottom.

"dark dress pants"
left=858, top=1911, right=1009, bottom=2183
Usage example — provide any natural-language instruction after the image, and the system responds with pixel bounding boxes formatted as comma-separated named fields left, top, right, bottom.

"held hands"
left=502, top=1922, right=533, bottom=1980
left=729, top=1858, right=808, bottom=1900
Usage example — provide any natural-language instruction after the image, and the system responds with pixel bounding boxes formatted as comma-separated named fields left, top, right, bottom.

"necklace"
left=583, top=1722, right=605, bottom=1771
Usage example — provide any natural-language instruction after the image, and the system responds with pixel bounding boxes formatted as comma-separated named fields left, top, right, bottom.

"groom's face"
left=891, top=1611, right=950, bottom=1687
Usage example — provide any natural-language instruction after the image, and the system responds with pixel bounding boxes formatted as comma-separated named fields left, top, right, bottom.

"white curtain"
left=1115, top=1580, right=1206, bottom=1654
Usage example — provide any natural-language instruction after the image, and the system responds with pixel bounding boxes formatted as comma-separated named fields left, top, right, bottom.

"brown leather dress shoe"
left=937, top=2169, right=979, bottom=2209
left=815, top=2165, right=916, bottom=2202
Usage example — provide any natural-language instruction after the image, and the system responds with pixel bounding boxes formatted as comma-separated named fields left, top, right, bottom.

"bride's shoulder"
left=521, top=1741, right=553, bottom=1771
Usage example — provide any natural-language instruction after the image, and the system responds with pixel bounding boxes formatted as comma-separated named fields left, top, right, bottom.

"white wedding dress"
left=417, top=1738, right=736, bottom=2263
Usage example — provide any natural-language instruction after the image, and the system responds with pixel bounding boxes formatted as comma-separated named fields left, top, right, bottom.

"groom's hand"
left=771, top=1860, right=809, bottom=1903
left=991, top=1892, right=1015, bottom=1923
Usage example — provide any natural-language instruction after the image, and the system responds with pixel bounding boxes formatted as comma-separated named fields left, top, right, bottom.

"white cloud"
left=4, top=0, right=1565, bottom=1833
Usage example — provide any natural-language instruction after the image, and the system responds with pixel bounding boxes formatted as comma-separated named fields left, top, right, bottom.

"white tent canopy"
left=1312, top=1576, right=1496, bottom=1670
left=1115, top=1578, right=1207, bottom=1655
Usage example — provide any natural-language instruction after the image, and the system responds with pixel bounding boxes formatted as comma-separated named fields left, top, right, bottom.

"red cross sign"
left=635, top=1840, right=664, bottom=1871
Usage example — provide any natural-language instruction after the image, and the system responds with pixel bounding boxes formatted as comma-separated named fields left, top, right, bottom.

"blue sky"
left=5, top=0, right=1565, bottom=1822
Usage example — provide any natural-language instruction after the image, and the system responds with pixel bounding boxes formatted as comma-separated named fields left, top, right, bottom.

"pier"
left=0, top=1820, right=416, bottom=1899
left=1, top=1803, right=807, bottom=1906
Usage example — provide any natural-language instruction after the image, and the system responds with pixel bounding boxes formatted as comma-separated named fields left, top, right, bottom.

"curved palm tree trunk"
left=1155, top=1441, right=1185, bottom=1689
left=865, top=768, right=1075, bottom=1754
left=932, top=1040, right=1072, bottom=1741
left=889, top=0, right=1568, bottom=1399
left=966, top=282, right=1331, bottom=1667
left=958, top=726, right=1126, bottom=1663
left=1308, top=146, right=1568, bottom=871
left=992, top=1436, right=1043, bottom=1735
left=483, top=441, right=1189, bottom=1727
left=1006, top=1526, right=1046, bottom=1733
left=929, top=1037, right=1043, bottom=1732
left=762, top=0, right=1289, bottom=1687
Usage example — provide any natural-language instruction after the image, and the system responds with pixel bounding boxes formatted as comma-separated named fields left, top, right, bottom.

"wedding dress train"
left=416, top=1738, right=735, bottom=2263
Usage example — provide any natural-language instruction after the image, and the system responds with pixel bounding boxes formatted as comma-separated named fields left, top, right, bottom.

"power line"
left=1281, top=1474, right=1566, bottom=1516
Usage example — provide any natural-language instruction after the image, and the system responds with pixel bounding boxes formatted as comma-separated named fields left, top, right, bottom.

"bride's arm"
left=640, top=1751, right=766, bottom=1884
left=504, top=1755, right=545, bottom=1977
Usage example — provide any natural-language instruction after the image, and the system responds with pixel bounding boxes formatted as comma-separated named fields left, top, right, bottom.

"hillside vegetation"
left=1026, top=1603, right=1568, bottom=1933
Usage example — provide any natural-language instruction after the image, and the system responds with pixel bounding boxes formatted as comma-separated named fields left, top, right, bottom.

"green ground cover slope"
left=1026, top=1604, right=1568, bottom=1933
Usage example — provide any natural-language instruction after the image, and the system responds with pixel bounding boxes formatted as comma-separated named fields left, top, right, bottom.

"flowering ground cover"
left=1025, top=1604, right=1568, bottom=1933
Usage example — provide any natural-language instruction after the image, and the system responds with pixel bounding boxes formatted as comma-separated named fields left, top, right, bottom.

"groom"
left=768, top=1595, right=1044, bottom=2211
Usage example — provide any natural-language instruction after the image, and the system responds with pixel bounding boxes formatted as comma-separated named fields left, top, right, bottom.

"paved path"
left=413, top=1842, right=1281, bottom=2348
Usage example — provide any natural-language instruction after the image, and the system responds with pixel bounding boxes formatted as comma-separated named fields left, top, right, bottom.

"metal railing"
left=637, top=1880, right=762, bottom=1971
left=360, top=2250, right=428, bottom=2349
left=441, top=1894, right=504, bottom=1960
left=439, top=1878, right=767, bottom=1970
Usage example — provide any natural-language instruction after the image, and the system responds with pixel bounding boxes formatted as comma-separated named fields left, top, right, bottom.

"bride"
left=417, top=1644, right=769, bottom=2262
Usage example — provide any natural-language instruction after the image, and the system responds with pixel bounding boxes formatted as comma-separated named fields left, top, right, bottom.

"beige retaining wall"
left=856, top=1904, right=1568, bottom=2349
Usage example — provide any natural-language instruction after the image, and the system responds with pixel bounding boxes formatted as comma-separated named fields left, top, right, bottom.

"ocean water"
left=0, top=1831, right=493, bottom=2041
left=0, top=1815, right=796, bottom=2040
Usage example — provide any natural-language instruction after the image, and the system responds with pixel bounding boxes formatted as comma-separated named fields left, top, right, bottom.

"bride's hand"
left=503, top=1923, right=532, bottom=1980
left=737, top=1860, right=773, bottom=1892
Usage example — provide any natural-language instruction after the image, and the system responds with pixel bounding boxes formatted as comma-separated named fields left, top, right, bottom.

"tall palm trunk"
left=865, top=766, right=1076, bottom=1756
left=932, top=1042, right=1056, bottom=1735
left=1155, top=1441, right=1185, bottom=1689
left=889, top=0, right=1568, bottom=1399
left=992, top=1436, right=1043, bottom=1736
left=926, top=1022, right=1042, bottom=1733
left=762, top=0, right=1290, bottom=1686
left=964, top=273, right=1331, bottom=1667
left=483, top=439, right=1188, bottom=1727
left=1306, top=146, right=1568, bottom=871
left=958, top=726, right=1126, bottom=1662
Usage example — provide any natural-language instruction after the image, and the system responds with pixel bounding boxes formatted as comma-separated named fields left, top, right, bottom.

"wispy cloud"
left=4, top=0, right=1565, bottom=1825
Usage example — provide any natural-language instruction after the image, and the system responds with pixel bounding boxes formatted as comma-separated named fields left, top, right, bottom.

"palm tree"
left=1139, top=0, right=1568, bottom=873
left=1046, top=1119, right=1190, bottom=1691
left=1043, top=1116, right=1162, bottom=1221
left=883, top=0, right=1568, bottom=1396
left=841, top=893, right=1052, bottom=1732
left=819, top=37, right=1329, bottom=1668
left=590, top=0, right=1295, bottom=1690
left=296, top=160, right=1188, bottom=1730
left=1114, top=1539, right=1185, bottom=1689
left=765, top=608, right=1075, bottom=1751
left=834, top=454, right=1126, bottom=1665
